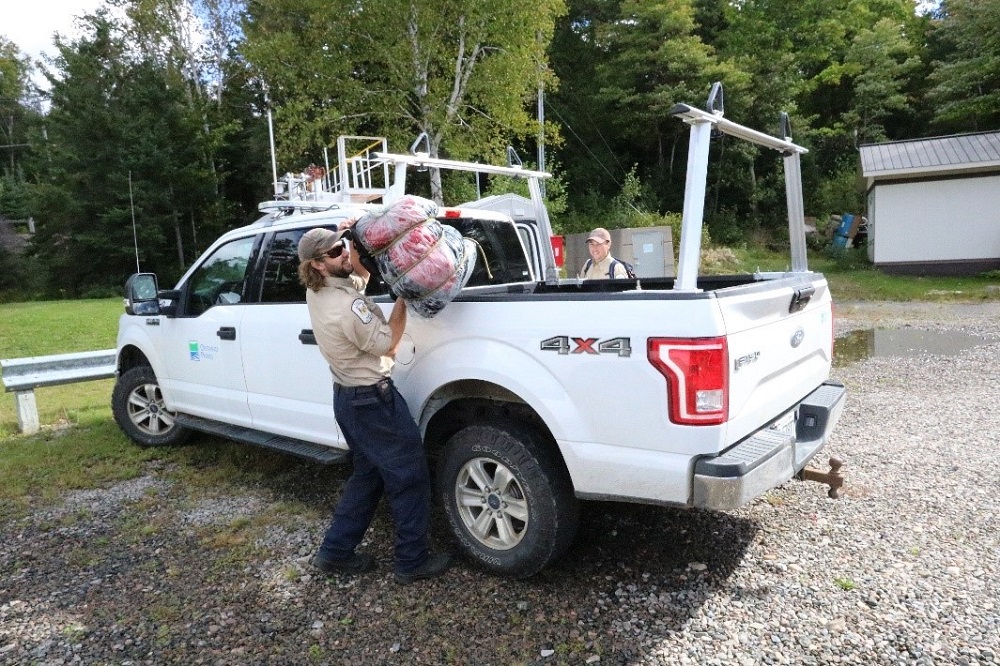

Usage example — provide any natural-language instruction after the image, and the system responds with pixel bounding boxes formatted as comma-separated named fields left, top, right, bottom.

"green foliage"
left=0, top=0, right=995, bottom=295
left=813, top=165, right=864, bottom=223
left=704, top=207, right=743, bottom=247
left=242, top=0, right=567, bottom=202
left=842, top=18, right=922, bottom=144
left=822, top=245, right=871, bottom=271
left=0, top=246, right=26, bottom=294
left=26, top=14, right=223, bottom=297
left=834, top=577, right=856, bottom=591
left=928, top=0, right=1000, bottom=132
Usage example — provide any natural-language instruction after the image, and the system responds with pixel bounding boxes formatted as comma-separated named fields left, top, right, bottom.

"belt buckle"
left=376, top=378, right=391, bottom=398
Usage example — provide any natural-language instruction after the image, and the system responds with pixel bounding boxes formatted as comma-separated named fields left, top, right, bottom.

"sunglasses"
left=319, top=242, right=345, bottom=260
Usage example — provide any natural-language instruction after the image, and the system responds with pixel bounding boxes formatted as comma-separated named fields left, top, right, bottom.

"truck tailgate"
left=717, top=275, right=834, bottom=446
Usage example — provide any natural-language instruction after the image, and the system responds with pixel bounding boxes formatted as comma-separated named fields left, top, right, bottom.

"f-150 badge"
left=733, top=351, right=760, bottom=372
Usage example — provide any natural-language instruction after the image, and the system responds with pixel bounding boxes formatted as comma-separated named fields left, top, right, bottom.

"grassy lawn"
left=731, top=246, right=1000, bottom=301
left=0, top=297, right=316, bottom=520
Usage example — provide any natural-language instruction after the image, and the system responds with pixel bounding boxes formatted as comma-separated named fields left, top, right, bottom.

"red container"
left=550, top=235, right=565, bottom=268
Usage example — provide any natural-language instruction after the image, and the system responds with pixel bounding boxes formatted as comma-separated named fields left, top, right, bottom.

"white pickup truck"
left=114, top=100, right=846, bottom=578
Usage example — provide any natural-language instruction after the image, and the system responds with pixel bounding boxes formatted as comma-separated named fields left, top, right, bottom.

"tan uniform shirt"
left=579, top=254, right=628, bottom=279
left=306, top=274, right=394, bottom=387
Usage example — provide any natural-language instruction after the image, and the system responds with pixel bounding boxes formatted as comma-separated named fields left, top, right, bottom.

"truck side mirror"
left=125, top=273, right=179, bottom=316
left=124, top=273, right=160, bottom=316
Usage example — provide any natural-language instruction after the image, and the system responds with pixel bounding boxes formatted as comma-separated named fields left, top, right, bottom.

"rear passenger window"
left=449, top=218, right=533, bottom=287
left=260, top=230, right=307, bottom=304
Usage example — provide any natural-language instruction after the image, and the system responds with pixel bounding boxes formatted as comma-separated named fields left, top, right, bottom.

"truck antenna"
left=267, top=105, right=279, bottom=195
left=129, top=170, right=140, bottom=273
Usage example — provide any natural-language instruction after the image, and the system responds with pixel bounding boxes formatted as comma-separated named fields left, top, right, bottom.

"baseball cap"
left=298, top=228, right=347, bottom=262
left=587, top=227, right=611, bottom=244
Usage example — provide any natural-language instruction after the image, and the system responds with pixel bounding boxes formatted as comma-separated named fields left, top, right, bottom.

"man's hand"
left=341, top=218, right=371, bottom=280
left=387, top=298, right=407, bottom=358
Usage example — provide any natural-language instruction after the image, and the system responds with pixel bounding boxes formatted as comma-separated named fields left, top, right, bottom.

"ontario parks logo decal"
left=188, top=340, right=219, bottom=361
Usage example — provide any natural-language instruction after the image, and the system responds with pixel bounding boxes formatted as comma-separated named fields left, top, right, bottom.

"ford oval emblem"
left=791, top=328, right=805, bottom=348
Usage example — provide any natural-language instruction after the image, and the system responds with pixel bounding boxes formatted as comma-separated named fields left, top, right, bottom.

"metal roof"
left=859, top=131, right=1000, bottom=179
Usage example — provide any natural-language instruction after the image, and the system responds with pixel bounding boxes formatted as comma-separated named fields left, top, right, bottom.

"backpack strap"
left=582, top=258, right=593, bottom=277
left=608, top=259, right=621, bottom=279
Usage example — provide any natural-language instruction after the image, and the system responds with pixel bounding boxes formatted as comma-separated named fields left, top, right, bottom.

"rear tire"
left=112, top=366, right=191, bottom=447
left=437, top=423, right=578, bottom=578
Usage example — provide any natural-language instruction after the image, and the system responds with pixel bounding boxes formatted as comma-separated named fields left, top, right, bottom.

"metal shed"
left=859, top=131, right=1000, bottom=275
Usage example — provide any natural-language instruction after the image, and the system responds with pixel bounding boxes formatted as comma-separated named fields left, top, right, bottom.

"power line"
left=544, top=101, right=623, bottom=187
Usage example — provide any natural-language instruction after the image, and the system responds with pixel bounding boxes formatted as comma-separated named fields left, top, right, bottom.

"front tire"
left=112, top=366, right=191, bottom=447
left=437, top=423, right=579, bottom=578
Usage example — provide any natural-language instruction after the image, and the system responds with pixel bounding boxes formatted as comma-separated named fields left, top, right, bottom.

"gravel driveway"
left=2, top=301, right=999, bottom=666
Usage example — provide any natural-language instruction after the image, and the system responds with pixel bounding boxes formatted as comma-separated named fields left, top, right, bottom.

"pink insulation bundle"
left=355, top=195, right=477, bottom=318
left=357, top=195, right=437, bottom=251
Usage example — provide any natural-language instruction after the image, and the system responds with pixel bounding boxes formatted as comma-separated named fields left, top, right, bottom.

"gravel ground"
left=3, top=300, right=1000, bottom=666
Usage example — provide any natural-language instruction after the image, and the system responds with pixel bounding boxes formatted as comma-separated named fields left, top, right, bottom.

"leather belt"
left=335, top=377, right=393, bottom=396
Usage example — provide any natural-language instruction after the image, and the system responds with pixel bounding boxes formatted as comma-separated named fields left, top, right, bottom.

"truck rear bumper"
left=692, top=381, right=847, bottom=511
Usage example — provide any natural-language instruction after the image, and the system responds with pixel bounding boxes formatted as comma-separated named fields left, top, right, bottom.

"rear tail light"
left=648, top=337, right=729, bottom=425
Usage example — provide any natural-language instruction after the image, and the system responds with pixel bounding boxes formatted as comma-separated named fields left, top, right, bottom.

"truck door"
left=158, top=235, right=256, bottom=426
left=240, top=226, right=347, bottom=449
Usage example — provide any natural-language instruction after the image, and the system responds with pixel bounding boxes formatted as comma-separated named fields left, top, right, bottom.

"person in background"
left=297, top=223, right=451, bottom=585
left=578, top=227, right=629, bottom=279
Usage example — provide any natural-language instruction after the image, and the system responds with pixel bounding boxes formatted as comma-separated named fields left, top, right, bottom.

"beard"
left=328, top=262, right=354, bottom=279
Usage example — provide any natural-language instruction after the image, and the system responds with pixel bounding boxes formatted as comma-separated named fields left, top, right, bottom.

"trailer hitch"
left=798, top=456, right=844, bottom=499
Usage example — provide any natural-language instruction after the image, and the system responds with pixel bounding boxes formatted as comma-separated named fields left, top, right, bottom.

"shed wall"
left=870, top=175, right=1000, bottom=265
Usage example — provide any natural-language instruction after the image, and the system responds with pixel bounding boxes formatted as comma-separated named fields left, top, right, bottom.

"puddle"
left=834, top=328, right=986, bottom=366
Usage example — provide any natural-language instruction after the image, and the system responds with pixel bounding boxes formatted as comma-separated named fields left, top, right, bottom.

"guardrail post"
left=15, top=389, right=40, bottom=435
left=2, top=348, right=116, bottom=435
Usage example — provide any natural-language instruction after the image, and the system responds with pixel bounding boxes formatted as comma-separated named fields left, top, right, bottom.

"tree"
left=242, top=0, right=566, bottom=203
left=30, top=12, right=220, bottom=295
left=0, top=38, right=43, bottom=192
left=842, top=18, right=921, bottom=144
left=927, top=0, right=1000, bottom=132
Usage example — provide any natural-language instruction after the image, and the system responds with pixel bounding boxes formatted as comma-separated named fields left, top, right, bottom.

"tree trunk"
left=174, top=212, right=185, bottom=270
left=429, top=132, right=444, bottom=205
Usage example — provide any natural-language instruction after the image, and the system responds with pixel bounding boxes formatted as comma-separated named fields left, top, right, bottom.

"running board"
left=174, top=414, right=349, bottom=465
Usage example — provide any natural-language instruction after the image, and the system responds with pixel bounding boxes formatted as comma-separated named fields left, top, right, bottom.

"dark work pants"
left=318, top=379, right=431, bottom=574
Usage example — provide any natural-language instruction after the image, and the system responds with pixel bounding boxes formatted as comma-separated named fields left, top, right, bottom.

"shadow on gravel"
left=189, top=439, right=764, bottom=665
left=0, top=439, right=762, bottom=666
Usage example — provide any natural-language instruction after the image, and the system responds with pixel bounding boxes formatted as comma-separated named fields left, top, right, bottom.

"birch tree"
left=243, top=0, right=566, bottom=203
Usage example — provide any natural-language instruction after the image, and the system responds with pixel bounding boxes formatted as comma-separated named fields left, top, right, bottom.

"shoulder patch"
left=351, top=298, right=374, bottom=324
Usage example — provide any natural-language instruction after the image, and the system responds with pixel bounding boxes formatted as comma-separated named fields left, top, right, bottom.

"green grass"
left=834, top=577, right=857, bottom=591
left=0, top=297, right=334, bottom=521
left=730, top=246, right=1000, bottom=302
left=0, top=297, right=121, bottom=358
left=0, top=412, right=160, bottom=519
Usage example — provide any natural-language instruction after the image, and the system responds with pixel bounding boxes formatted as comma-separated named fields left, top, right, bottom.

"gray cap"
left=587, top=227, right=611, bottom=244
left=297, top=228, right=346, bottom=262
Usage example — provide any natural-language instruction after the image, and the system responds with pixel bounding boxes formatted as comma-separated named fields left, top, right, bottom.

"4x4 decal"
left=540, top=336, right=631, bottom=357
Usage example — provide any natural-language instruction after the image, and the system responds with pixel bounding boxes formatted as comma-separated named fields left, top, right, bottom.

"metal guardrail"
left=1, top=349, right=116, bottom=435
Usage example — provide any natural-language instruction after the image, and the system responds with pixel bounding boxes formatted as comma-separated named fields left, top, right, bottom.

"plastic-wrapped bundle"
left=355, top=195, right=477, bottom=318
left=357, top=195, right=438, bottom=251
